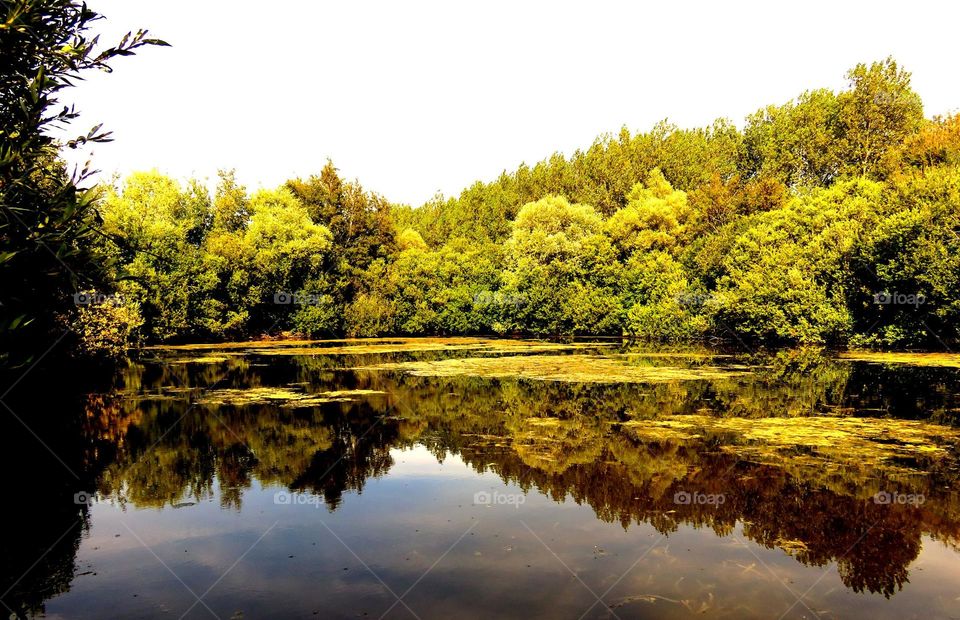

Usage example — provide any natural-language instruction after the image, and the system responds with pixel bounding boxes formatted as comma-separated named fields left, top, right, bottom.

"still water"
left=4, top=338, right=960, bottom=619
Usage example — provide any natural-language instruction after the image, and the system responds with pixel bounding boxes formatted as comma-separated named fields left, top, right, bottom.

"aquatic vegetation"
left=244, top=338, right=488, bottom=356
left=622, top=414, right=960, bottom=472
left=149, top=337, right=608, bottom=358
left=316, top=389, right=386, bottom=398
left=196, top=386, right=380, bottom=407
left=165, top=355, right=232, bottom=364
left=839, top=351, right=960, bottom=368
left=146, top=338, right=334, bottom=351
left=247, top=340, right=606, bottom=357
left=354, top=354, right=751, bottom=384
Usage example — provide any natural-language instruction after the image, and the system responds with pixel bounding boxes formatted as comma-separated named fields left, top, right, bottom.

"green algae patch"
left=247, top=340, right=488, bottom=356
left=198, top=387, right=314, bottom=406
left=354, top=354, right=751, bottom=384
left=149, top=337, right=610, bottom=358
left=839, top=351, right=960, bottom=368
left=166, top=355, right=233, bottom=364
left=245, top=338, right=604, bottom=357
left=197, top=386, right=381, bottom=407
left=622, top=414, right=960, bottom=467
left=147, top=338, right=332, bottom=351
left=150, top=336, right=485, bottom=353
left=615, top=352, right=733, bottom=360
left=316, top=389, right=386, bottom=398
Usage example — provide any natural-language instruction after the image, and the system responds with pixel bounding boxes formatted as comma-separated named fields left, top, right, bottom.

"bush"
left=60, top=293, right=144, bottom=361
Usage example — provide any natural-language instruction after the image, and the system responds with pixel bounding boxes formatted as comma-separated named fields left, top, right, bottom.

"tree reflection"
left=7, top=348, right=960, bottom=616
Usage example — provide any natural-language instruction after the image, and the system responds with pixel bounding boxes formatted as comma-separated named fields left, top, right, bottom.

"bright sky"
left=62, top=0, right=960, bottom=206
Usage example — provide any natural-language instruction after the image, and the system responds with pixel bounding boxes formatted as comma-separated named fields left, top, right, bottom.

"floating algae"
left=246, top=339, right=605, bottom=357
left=353, top=354, right=751, bottom=384
left=196, top=387, right=382, bottom=407
left=316, top=389, right=386, bottom=398
left=839, top=351, right=960, bottom=368
left=166, top=355, right=233, bottom=364
left=622, top=414, right=960, bottom=468
left=150, top=337, right=610, bottom=358
left=147, top=338, right=335, bottom=351
left=247, top=341, right=488, bottom=356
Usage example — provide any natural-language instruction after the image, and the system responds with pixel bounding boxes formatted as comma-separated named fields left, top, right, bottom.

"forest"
left=76, top=58, right=960, bottom=356
left=3, top=0, right=960, bottom=365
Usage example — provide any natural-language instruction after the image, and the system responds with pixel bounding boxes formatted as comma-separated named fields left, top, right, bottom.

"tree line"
left=2, top=1, right=959, bottom=363
left=68, top=58, right=959, bottom=356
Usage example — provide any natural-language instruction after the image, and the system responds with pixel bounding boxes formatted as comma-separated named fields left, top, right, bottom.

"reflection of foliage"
left=66, top=347, right=960, bottom=600
left=1, top=501, right=86, bottom=618
left=96, top=400, right=337, bottom=509
left=509, top=417, right=605, bottom=475
left=1, top=385, right=103, bottom=617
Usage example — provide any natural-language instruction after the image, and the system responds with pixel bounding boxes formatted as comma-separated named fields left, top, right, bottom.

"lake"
left=4, top=338, right=960, bottom=619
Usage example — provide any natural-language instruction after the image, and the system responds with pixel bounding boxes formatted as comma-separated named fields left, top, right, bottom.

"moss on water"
left=197, top=387, right=385, bottom=407
left=839, top=351, right=960, bottom=368
left=316, top=389, right=386, bottom=398
left=622, top=414, right=960, bottom=468
left=354, top=354, right=750, bottom=384
left=166, top=355, right=232, bottom=364
left=149, top=337, right=611, bottom=357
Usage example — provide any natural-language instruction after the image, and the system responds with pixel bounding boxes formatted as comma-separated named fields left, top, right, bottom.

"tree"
left=606, top=169, right=691, bottom=257
left=709, top=179, right=884, bottom=344
left=743, top=89, right=843, bottom=186
left=500, top=196, right=623, bottom=335
left=853, top=166, right=960, bottom=347
left=242, top=188, right=333, bottom=333
left=838, top=57, right=924, bottom=178
left=0, top=0, right=166, bottom=366
left=900, top=114, right=960, bottom=172
left=212, top=169, right=250, bottom=232
left=287, top=161, right=397, bottom=316
left=97, top=172, right=213, bottom=341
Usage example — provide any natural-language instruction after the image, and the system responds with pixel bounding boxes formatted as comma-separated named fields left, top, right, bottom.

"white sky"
left=61, top=0, right=960, bottom=206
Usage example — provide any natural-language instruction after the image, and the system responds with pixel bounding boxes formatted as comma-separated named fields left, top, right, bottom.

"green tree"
left=98, top=172, right=213, bottom=341
left=0, top=0, right=165, bottom=365
left=743, top=89, right=842, bottom=186
left=838, top=57, right=924, bottom=178
left=606, top=169, right=691, bottom=257
left=853, top=166, right=960, bottom=347
left=212, top=169, right=250, bottom=232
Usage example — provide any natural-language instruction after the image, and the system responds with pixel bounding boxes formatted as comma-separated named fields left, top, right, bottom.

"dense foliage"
left=7, top=37, right=960, bottom=355
left=0, top=0, right=164, bottom=366
left=83, top=58, right=958, bottom=351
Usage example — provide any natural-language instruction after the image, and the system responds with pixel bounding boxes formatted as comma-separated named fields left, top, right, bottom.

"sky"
left=61, top=0, right=960, bottom=206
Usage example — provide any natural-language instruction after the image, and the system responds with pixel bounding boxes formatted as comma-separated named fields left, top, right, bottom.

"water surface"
left=4, top=339, right=960, bottom=618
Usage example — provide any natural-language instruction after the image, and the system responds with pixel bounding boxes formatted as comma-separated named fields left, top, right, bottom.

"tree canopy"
left=6, top=39, right=960, bottom=359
